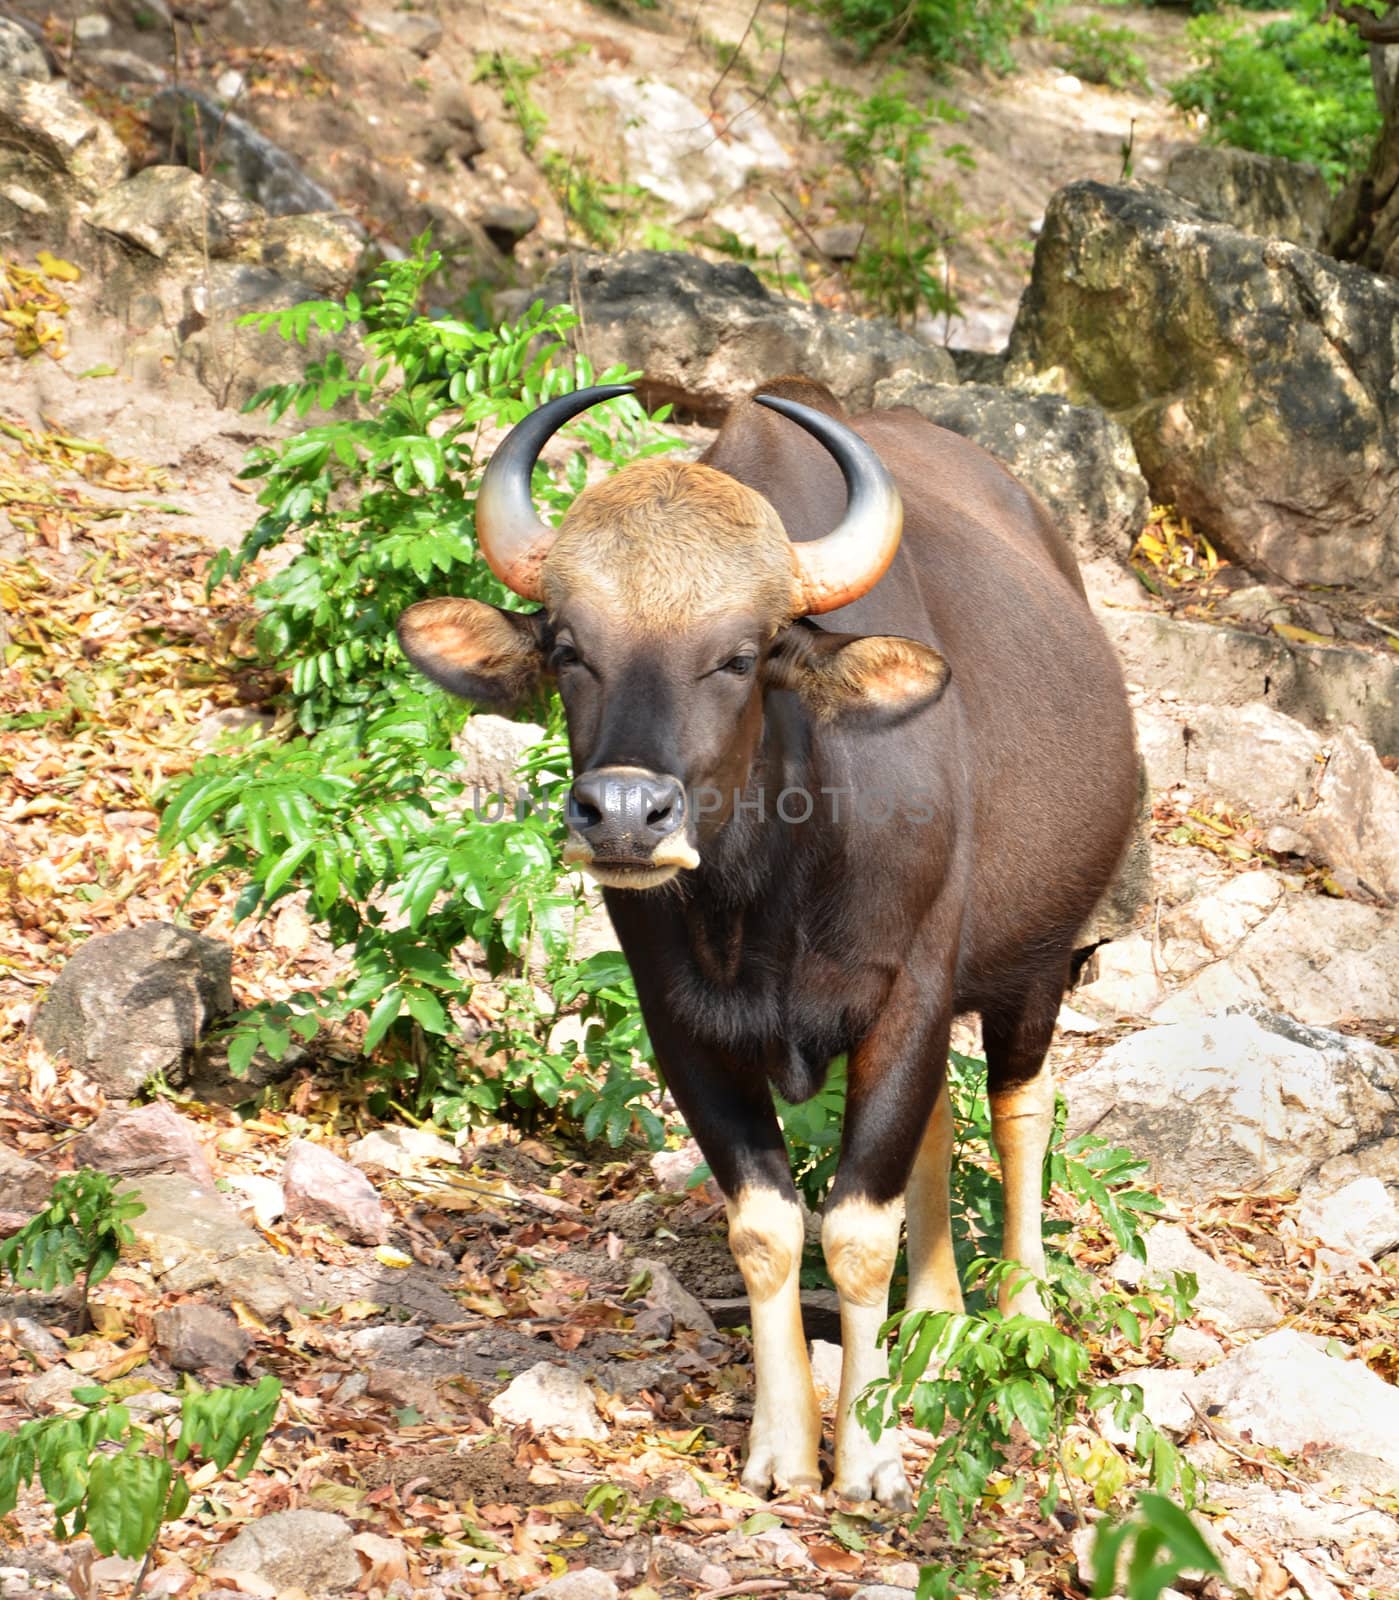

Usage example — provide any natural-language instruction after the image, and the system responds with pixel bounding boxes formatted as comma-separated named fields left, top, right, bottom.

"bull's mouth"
left=562, top=834, right=700, bottom=892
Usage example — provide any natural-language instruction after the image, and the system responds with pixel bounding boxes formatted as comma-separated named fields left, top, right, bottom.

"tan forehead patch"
left=541, top=460, right=797, bottom=631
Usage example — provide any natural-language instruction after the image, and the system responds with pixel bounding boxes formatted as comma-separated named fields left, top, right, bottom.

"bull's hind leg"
left=982, top=963, right=1068, bottom=1320
left=824, top=982, right=953, bottom=1508
left=904, top=1077, right=964, bottom=1314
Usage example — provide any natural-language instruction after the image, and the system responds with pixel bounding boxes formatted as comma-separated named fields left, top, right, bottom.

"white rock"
left=1097, top=1368, right=1195, bottom=1444
left=74, top=14, right=112, bottom=41
left=1163, top=1324, right=1223, bottom=1367
left=216, top=69, right=246, bottom=101
left=530, top=1571, right=618, bottom=1600
left=488, top=1362, right=607, bottom=1441
left=224, top=1173, right=286, bottom=1228
left=1298, top=1176, right=1399, bottom=1261
left=1067, top=1009, right=1399, bottom=1197
left=1073, top=933, right=1162, bottom=1017
left=215, top=1510, right=360, bottom=1593
left=347, top=1125, right=458, bottom=1177
left=1189, top=1328, right=1399, bottom=1469
left=1113, top=1223, right=1281, bottom=1332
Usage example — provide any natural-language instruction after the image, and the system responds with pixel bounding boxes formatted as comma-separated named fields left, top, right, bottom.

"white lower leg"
left=905, top=1080, right=964, bottom=1314
left=989, top=1067, right=1056, bottom=1318
left=726, top=1187, right=821, bottom=1496
left=822, top=1197, right=910, bottom=1508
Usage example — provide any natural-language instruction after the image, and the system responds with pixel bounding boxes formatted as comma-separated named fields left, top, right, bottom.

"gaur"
left=397, top=376, right=1137, bottom=1506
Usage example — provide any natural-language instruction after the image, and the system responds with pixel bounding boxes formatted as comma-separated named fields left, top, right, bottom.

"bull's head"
left=397, top=387, right=949, bottom=890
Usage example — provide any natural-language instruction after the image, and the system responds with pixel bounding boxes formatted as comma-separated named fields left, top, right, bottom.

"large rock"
left=454, top=713, right=546, bottom=797
left=489, top=1361, right=607, bottom=1440
left=1162, top=146, right=1331, bottom=250
left=540, top=251, right=956, bottom=422
left=1009, top=181, right=1399, bottom=588
left=214, top=1510, right=360, bottom=1593
left=1103, top=607, right=1399, bottom=758
left=88, top=166, right=261, bottom=260
left=1298, top=1177, right=1399, bottom=1259
left=0, top=17, right=50, bottom=81
left=1189, top=1329, right=1399, bottom=1471
left=589, top=79, right=788, bottom=220
left=1066, top=1007, right=1399, bottom=1197
left=1112, top=1223, right=1280, bottom=1332
left=149, top=88, right=339, bottom=215
left=32, top=923, right=233, bottom=1099
left=872, top=376, right=1149, bottom=566
left=70, top=1102, right=215, bottom=1186
left=0, top=77, right=128, bottom=233
left=1136, top=701, right=1399, bottom=904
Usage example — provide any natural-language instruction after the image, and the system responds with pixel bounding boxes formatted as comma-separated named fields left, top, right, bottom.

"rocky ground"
left=2, top=1, right=1399, bottom=1598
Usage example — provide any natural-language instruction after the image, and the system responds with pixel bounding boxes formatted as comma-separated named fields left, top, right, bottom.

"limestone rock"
left=589, top=79, right=788, bottom=220
left=1163, top=1325, right=1223, bottom=1367
left=0, top=77, right=128, bottom=197
left=1113, top=1224, right=1281, bottom=1332
left=1162, top=146, right=1331, bottom=249
left=155, top=1302, right=251, bottom=1372
left=531, top=1572, right=619, bottom=1600
left=1189, top=1329, right=1399, bottom=1470
left=283, top=1139, right=386, bottom=1245
left=454, top=713, right=545, bottom=797
left=540, top=250, right=956, bottom=422
left=1066, top=1008, right=1399, bottom=1197
left=33, top=922, right=233, bottom=1099
left=1103, top=608, right=1399, bottom=758
left=0, top=17, right=50, bottom=81
left=150, top=88, right=339, bottom=215
left=630, top=1258, right=717, bottom=1334
left=872, top=376, right=1149, bottom=566
left=71, top=1102, right=215, bottom=1186
left=1009, top=181, right=1399, bottom=588
left=87, top=166, right=261, bottom=261
left=1298, top=1178, right=1399, bottom=1261
left=347, top=1125, right=457, bottom=1177
left=214, top=1510, right=360, bottom=1593
left=489, top=1362, right=607, bottom=1440
left=358, top=10, right=443, bottom=55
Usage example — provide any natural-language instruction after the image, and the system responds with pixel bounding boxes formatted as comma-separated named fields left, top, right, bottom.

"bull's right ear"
left=397, top=597, right=549, bottom=710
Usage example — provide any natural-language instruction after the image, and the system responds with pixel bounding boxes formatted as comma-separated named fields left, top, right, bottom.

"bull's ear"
left=397, top=597, right=548, bottom=710
left=766, top=620, right=950, bottom=721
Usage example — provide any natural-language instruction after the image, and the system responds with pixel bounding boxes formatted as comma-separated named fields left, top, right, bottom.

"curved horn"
left=476, top=384, right=635, bottom=600
left=754, top=393, right=904, bottom=615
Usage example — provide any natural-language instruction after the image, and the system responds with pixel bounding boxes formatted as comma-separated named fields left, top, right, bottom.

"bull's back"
left=706, top=388, right=1138, bottom=975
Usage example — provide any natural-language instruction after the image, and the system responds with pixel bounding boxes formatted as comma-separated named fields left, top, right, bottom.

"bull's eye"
left=551, top=642, right=581, bottom=672
left=721, top=654, right=757, bottom=677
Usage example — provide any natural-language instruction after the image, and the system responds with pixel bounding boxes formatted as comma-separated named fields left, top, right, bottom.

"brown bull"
left=398, top=376, right=1137, bottom=1506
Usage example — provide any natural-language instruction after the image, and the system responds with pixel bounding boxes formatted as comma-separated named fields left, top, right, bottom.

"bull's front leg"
left=823, top=986, right=952, bottom=1508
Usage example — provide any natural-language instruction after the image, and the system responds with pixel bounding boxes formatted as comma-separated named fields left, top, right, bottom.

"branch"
left=1327, top=1, right=1399, bottom=43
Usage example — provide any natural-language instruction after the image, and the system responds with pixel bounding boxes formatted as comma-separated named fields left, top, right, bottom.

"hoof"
left=832, top=1457, right=913, bottom=1511
left=741, top=1451, right=822, bottom=1501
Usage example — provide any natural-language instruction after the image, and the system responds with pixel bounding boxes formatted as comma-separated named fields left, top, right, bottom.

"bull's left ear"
left=397, top=597, right=549, bottom=710
left=766, top=621, right=950, bottom=721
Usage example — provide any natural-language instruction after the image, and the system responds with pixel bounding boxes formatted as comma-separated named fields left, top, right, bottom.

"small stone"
left=24, top=1364, right=88, bottom=1410
left=747, top=1527, right=813, bottom=1570
left=283, top=1139, right=387, bottom=1245
left=530, top=1571, right=619, bottom=1600
left=5, top=1317, right=65, bottom=1363
left=649, top=1141, right=705, bottom=1192
left=1054, top=74, right=1082, bottom=94
left=1263, top=824, right=1310, bottom=857
left=358, top=9, right=443, bottom=55
left=85, top=48, right=166, bottom=86
left=811, top=221, right=864, bottom=261
left=74, top=14, right=112, bottom=42
left=71, top=1101, right=215, bottom=1186
left=216, top=69, right=246, bottom=101
left=810, top=1338, right=843, bottom=1411
left=213, top=1510, right=360, bottom=1593
left=155, top=1302, right=251, bottom=1373
left=1298, top=1177, right=1399, bottom=1261
left=343, top=1323, right=424, bottom=1357
left=347, top=1125, right=457, bottom=1176
left=878, top=1564, right=923, bottom=1590
left=1113, top=1224, right=1281, bottom=1333
left=853, top=1588, right=918, bottom=1600
left=489, top=1362, right=607, bottom=1441
left=631, top=1258, right=716, bottom=1334
left=1164, top=1325, right=1224, bottom=1367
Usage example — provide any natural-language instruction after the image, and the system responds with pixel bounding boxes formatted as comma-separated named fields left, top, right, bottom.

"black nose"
left=568, top=767, right=686, bottom=857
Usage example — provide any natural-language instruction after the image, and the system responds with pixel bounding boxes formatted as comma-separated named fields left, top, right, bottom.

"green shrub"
left=0, top=1170, right=145, bottom=1331
left=160, top=236, right=678, bottom=1147
left=821, top=0, right=1037, bottom=76
left=1050, top=19, right=1149, bottom=89
left=1170, top=5, right=1380, bottom=185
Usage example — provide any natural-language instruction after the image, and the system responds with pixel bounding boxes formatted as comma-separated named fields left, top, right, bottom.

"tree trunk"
left=1327, top=14, right=1399, bottom=270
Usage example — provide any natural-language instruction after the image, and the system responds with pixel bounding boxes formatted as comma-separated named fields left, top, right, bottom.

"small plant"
left=0, top=1377, right=281, bottom=1597
left=0, top=1170, right=145, bottom=1331
left=798, top=75, right=972, bottom=331
left=821, top=0, right=1037, bottom=76
left=1050, top=19, right=1149, bottom=90
left=472, top=51, right=547, bottom=154
left=583, top=1482, right=687, bottom=1530
left=1170, top=5, right=1380, bottom=185
left=539, top=150, right=652, bottom=251
left=1090, top=1492, right=1226, bottom=1599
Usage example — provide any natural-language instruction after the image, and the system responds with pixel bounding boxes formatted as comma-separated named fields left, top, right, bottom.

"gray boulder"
left=0, top=17, right=50, bottom=81
left=871, top=376, right=1149, bottom=566
left=1162, top=145, right=1331, bottom=249
left=33, top=923, right=233, bottom=1099
left=149, top=87, right=340, bottom=215
left=539, top=250, right=956, bottom=422
left=1066, top=1007, right=1399, bottom=1197
left=215, top=1510, right=360, bottom=1593
left=1009, top=181, right=1399, bottom=589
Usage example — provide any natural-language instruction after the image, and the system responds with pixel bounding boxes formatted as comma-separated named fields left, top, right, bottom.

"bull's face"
left=398, top=388, right=950, bottom=891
